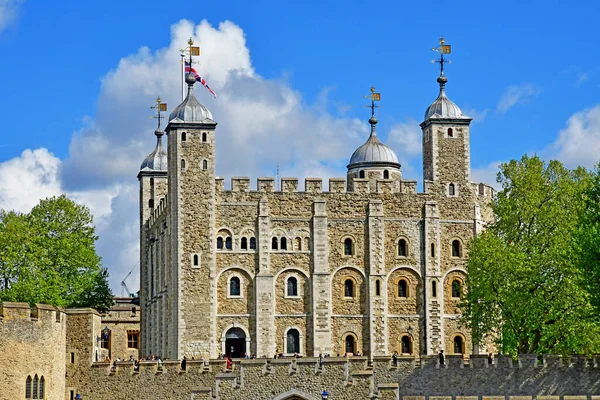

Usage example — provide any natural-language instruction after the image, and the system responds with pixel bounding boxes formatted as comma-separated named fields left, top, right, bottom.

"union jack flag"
left=185, top=61, right=217, bottom=98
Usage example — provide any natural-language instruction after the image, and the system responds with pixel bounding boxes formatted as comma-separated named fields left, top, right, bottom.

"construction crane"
left=121, top=262, right=139, bottom=298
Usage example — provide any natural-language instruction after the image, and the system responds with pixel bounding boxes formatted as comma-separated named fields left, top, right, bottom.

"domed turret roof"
left=140, top=129, right=167, bottom=172
left=424, top=75, right=469, bottom=120
left=348, top=117, right=400, bottom=169
left=169, top=74, right=213, bottom=123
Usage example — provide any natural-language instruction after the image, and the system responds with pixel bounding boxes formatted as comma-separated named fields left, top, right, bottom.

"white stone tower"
left=165, top=70, right=218, bottom=359
left=138, top=102, right=168, bottom=357
left=420, top=38, right=473, bottom=354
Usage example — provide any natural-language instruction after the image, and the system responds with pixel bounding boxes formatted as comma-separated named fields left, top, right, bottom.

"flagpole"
left=180, top=54, right=185, bottom=101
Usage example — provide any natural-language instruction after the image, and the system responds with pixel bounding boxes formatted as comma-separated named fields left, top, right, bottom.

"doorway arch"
left=272, top=388, right=321, bottom=400
left=224, top=327, right=247, bottom=358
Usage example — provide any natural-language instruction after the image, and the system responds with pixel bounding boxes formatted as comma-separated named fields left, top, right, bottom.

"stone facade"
left=138, top=76, right=496, bottom=362
left=96, top=297, right=140, bottom=362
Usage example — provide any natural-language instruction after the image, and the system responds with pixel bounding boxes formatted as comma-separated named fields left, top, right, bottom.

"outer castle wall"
left=0, top=302, right=67, bottom=400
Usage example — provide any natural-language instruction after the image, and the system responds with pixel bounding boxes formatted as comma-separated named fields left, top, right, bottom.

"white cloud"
left=496, top=84, right=540, bottom=114
left=471, top=161, right=501, bottom=190
left=462, top=108, right=488, bottom=123
left=549, top=105, right=600, bottom=169
left=387, top=120, right=422, bottom=158
left=0, top=0, right=23, bottom=33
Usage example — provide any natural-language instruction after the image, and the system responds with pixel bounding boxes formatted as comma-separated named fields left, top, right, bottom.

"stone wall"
left=0, top=302, right=66, bottom=400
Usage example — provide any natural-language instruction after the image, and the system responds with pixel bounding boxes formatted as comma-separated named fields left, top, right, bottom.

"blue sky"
left=0, top=0, right=599, bottom=291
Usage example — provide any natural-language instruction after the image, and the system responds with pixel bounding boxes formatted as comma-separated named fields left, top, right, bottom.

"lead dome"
left=424, top=75, right=469, bottom=120
left=347, top=116, right=400, bottom=169
left=168, top=73, right=213, bottom=123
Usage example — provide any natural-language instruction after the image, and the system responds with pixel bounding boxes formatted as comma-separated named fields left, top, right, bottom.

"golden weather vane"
left=431, top=36, right=452, bottom=75
left=150, top=96, right=167, bottom=128
left=178, top=37, right=201, bottom=100
left=363, top=86, right=381, bottom=117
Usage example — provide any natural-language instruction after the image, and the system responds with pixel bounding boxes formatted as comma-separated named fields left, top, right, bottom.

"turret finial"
left=431, top=36, right=452, bottom=94
left=150, top=96, right=167, bottom=139
left=364, top=86, right=381, bottom=135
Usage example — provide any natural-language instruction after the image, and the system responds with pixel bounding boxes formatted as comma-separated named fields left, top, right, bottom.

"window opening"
left=452, top=280, right=461, bottom=298
left=230, top=277, right=241, bottom=296
left=295, top=237, right=302, bottom=251
left=180, top=159, right=185, bottom=169
left=304, top=237, right=310, bottom=251
left=217, top=237, right=224, bottom=250
left=193, top=254, right=199, bottom=266
left=344, top=279, right=354, bottom=298
left=452, top=240, right=461, bottom=257
left=33, top=375, right=38, bottom=399
left=127, top=331, right=139, bottom=349
left=453, top=336, right=464, bottom=354
left=449, top=183, right=455, bottom=196
left=287, top=277, right=298, bottom=296
left=225, top=237, right=232, bottom=250
left=401, top=335, right=412, bottom=354
left=447, top=128, right=453, bottom=137
left=359, top=170, right=365, bottom=179
left=203, top=160, right=208, bottom=170
left=148, top=199, right=154, bottom=209
left=181, top=131, right=187, bottom=141
left=249, top=237, right=256, bottom=250
left=432, top=281, right=437, bottom=297
left=345, top=335, right=355, bottom=355
left=383, top=170, right=389, bottom=179
left=272, top=237, right=278, bottom=250
left=26, top=376, right=32, bottom=399
left=398, top=239, right=407, bottom=257
left=375, top=280, right=381, bottom=296
left=343, top=238, right=353, bottom=256
left=202, top=132, right=207, bottom=142
left=398, top=279, right=408, bottom=298
left=431, top=243, right=435, bottom=257
left=241, top=237, right=248, bottom=250
left=70, top=352, right=75, bottom=363
left=39, top=377, right=44, bottom=399
left=280, top=237, right=287, bottom=251
left=287, top=329, right=300, bottom=354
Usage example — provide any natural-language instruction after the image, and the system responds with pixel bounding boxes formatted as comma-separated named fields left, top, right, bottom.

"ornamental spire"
left=431, top=36, right=452, bottom=95
left=364, top=85, right=381, bottom=137
left=150, top=96, right=167, bottom=141
left=179, top=37, right=200, bottom=99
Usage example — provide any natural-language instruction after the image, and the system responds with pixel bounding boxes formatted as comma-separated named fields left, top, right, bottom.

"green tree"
left=462, top=155, right=600, bottom=355
left=0, top=195, right=113, bottom=313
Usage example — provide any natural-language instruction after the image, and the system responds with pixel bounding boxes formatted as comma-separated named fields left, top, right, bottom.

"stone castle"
left=137, top=55, right=494, bottom=361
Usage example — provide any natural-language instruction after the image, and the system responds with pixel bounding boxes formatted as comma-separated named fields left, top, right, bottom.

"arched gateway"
left=271, top=389, right=320, bottom=400
left=225, top=327, right=246, bottom=358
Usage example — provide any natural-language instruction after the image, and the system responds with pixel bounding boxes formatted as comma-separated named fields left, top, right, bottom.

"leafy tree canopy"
left=462, top=155, right=600, bottom=355
left=0, top=195, right=113, bottom=313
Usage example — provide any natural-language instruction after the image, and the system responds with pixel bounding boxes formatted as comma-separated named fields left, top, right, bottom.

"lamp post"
left=321, top=390, right=329, bottom=400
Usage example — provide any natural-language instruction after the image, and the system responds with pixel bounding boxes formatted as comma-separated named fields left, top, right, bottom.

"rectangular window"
left=70, top=352, right=75, bottom=363
left=127, top=331, right=140, bottom=349
left=100, top=333, right=110, bottom=349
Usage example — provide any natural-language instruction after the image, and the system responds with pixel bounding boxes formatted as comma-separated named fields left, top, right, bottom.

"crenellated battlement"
left=148, top=194, right=169, bottom=228
left=215, top=176, right=429, bottom=195
left=0, top=301, right=64, bottom=323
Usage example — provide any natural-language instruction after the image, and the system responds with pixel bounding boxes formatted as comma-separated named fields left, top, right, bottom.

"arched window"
left=181, top=131, right=187, bottom=141
left=453, top=336, right=464, bottom=354
left=148, top=199, right=154, bottom=209
left=343, top=238, right=353, bottom=256
left=452, top=280, right=461, bottom=298
left=383, top=170, right=389, bottom=179
left=230, top=277, right=241, bottom=296
left=398, top=279, right=408, bottom=298
left=449, top=183, right=455, bottom=196
left=304, top=237, right=310, bottom=251
left=225, top=237, right=232, bottom=250
left=431, top=243, right=435, bottom=257
left=398, top=239, right=407, bottom=257
left=202, top=132, right=207, bottom=142
left=432, top=280, right=437, bottom=298
left=217, top=237, right=224, bottom=250
left=241, top=237, right=248, bottom=250
left=375, top=279, right=381, bottom=296
left=181, top=159, right=186, bottom=169
left=295, top=237, right=302, bottom=251
left=447, top=128, right=453, bottom=137
left=280, top=237, right=287, bottom=251
left=345, top=334, right=355, bottom=355
left=203, top=160, right=208, bottom=170
left=401, top=335, right=412, bottom=354
left=344, top=279, right=354, bottom=298
left=359, top=170, right=365, bottom=179
left=452, top=240, right=461, bottom=257
left=249, top=237, right=256, bottom=250
left=26, top=376, right=32, bottom=399
left=287, top=277, right=298, bottom=296
left=33, top=375, right=38, bottom=399
left=39, top=376, right=44, bottom=399
left=193, top=254, right=199, bottom=266
left=272, top=237, right=278, bottom=250
left=287, top=329, right=300, bottom=354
